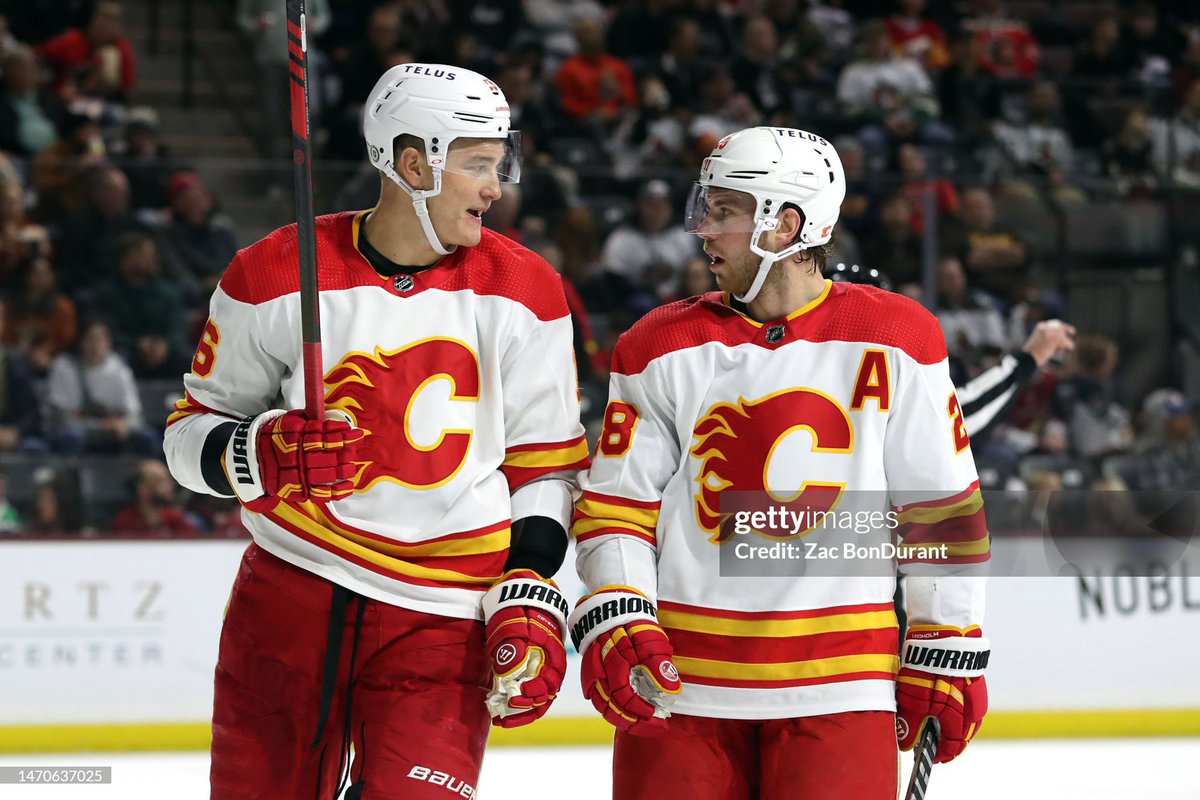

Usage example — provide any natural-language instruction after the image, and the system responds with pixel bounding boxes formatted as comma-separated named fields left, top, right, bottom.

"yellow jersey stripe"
left=675, top=652, right=899, bottom=681
left=659, top=608, right=897, bottom=638
left=270, top=504, right=498, bottom=585
left=896, top=490, right=983, bottom=525
left=297, top=502, right=510, bottom=558
left=576, top=496, right=660, bottom=529
left=503, top=440, right=590, bottom=469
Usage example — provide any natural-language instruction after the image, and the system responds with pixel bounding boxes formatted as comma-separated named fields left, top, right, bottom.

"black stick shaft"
left=904, top=720, right=940, bottom=800
left=285, top=0, right=323, bottom=419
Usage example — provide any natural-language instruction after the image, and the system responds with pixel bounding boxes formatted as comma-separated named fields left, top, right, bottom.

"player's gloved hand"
left=223, top=409, right=364, bottom=506
left=481, top=569, right=569, bottom=728
left=896, top=625, right=990, bottom=763
left=569, top=586, right=681, bottom=736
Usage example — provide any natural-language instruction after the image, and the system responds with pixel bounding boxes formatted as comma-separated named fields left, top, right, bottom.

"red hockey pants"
left=209, top=543, right=490, bottom=799
left=613, top=710, right=899, bottom=800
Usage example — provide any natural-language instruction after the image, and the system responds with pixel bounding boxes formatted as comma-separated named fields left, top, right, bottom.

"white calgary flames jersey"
left=165, top=213, right=588, bottom=620
left=574, top=281, right=989, bottom=719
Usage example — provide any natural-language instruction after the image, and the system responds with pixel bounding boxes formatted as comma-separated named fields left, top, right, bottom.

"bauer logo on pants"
left=406, top=765, right=475, bottom=798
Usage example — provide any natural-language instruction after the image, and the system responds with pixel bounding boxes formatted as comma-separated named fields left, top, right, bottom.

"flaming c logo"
left=691, top=388, right=853, bottom=543
left=325, top=338, right=480, bottom=492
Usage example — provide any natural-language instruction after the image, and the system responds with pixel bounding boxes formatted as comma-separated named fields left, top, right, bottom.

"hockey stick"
left=903, top=718, right=940, bottom=800
left=285, top=0, right=323, bottom=419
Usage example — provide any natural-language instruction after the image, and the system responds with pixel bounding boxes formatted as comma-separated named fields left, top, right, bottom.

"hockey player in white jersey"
left=164, top=64, right=587, bottom=799
left=570, top=127, right=991, bottom=799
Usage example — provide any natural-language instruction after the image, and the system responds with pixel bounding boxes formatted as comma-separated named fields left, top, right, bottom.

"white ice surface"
left=1, top=739, right=1197, bottom=799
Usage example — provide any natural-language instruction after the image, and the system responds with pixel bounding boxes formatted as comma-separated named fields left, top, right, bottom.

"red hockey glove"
left=223, top=410, right=364, bottom=506
left=569, top=586, right=682, bottom=736
left=481, top=570, right=569, bottom=728
left=896, top=625, right=990, bottom=763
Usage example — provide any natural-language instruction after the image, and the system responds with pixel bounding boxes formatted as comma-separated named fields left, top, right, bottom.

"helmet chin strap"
left=382, top=165, right=455, bottom=257
left=734, top=218, right=807, bottom=305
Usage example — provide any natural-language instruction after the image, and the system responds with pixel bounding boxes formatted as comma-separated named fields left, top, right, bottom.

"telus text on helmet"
left=773, top=129, right=828, bottom=146
left=401, top=64, right=456, bottom=80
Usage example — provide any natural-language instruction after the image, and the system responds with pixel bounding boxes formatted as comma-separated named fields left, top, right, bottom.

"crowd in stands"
left=0, top=0, right=244, bottom=536
left=0, top=0, right=1195, bottom=538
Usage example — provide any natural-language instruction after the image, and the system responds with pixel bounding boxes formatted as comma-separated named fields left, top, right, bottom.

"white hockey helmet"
left=684, top=127, right=846, bottom=303
left=363, top=63, right=522, bottom=254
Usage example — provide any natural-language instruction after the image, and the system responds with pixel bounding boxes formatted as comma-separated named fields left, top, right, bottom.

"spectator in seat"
left=2, top=250, right=77, bottom=358
left=92, top=231, right=190, bottom=379
left=495, top=61, right=554, bottom=165
left=1149, top=78, right=1200, bottom=188
left=962, top=0, right=1039, bottom=79
left=116, top=110, right=181, bottom=212
left=523, top=0, right=605, bottom=63
left=330, top=5, right=405, bottom=114
left=555, top=16, right=637, bottom=130
left=26, top=464, right=82, bottom=535
left=861, top=190, right=923, bottom=286
left=1074, top=13, right=1133, bottom=81
left=600, top=179, right=698, bottom=306
left=938, top=30, right=1000, bottom=147
left=657, top=17, right=707, bottom=113
left=324, top=6, right=409, bottom=162
left=109, top=458, right=199, bottom=537
left=1101, top=106, right=1159, bottom=194
left=608, top=74, right=688, bottom=181
left=31, top=112, right=105, bottom=223
left=897, top=142, right=959, bottom=235
left=992, top=80, right=1083, bottom=204
left=836, top=19, right=953, bottom=150
left=806, top=2, right=856, bottom=66
left=1123, top=1, right=1185, bottom=87
left=1120, top=389, right=1200, bottom=492
left=36, top=1, right=137, bottom=104
left=54, top=165, right=191, bottom=297
left=689, top=65, right=762, bottom=148
left=934, top=256, right=1007, bottom=365
left=730, top=15, right=788, bottom=116
left=0, top=301, right=48, bottom=454
left=943, top=187, right=1030, bottom=302
left=0, top=175, right=51, bottom=290
left=45, top=318, right=157, bottom=455
left=1053, top=334, right=1133, bottom=464
left=0, top=45, right=66, bottom=159
left=886, top=0, right=949, bottom=70
left=836, top=135, right=879, bottom=241
left=158, top=171, right=238, bottom=298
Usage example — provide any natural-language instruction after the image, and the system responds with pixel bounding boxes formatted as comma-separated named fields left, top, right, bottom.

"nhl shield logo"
left=394, top=274, right=415, bottom=292
left=766, top=324, right=785, bottom=344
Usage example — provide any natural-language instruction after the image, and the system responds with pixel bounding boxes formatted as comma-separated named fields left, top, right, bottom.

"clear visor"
left=435, top=131, right=522, bottom=184
left=683, top=183, right=758, bottom=234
